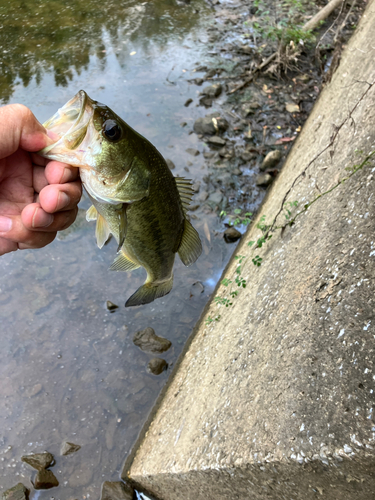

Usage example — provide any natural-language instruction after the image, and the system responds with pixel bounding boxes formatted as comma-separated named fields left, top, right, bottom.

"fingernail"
left=0, top=216, right=12, bottom=232
left=58, top=192, right=70, bottom=209
left=32, top=208, right=54, bottom=228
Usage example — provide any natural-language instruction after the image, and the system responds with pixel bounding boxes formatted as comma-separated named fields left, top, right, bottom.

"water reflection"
left=0, top=0, right=204, bottom=102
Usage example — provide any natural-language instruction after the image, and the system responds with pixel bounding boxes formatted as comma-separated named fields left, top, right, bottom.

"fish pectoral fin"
left=109, top=252, right=140, bottom=272
left=125, top=276, right=174, bottom=307
left=116, top=162, right=151, bottom=203
left=86, top=205, right=98, bottom=221
left=178, top=219, right=202, bottom=266
left=96, top=215, right=111, bottom=249
left=117, top=209, right=128, bottom=251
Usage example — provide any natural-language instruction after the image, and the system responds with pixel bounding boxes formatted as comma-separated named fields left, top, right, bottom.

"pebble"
left=184, top=98, right=193, bottom=107
left=21, top=452, right=54, bottom=471
left=133, top=327, right=172, bottom=354
left=186, top=148, right=200, bottom=156
left=105, top=301, right=119, bottom=312
left=193, top=114, right=229, bottom=135
left=61, top=441, right=81, bottom=456
left=260, top=150, right=282, bottom=170
left=33, top=469, right=59, bottom=490
left=207, top=136, right=226, bottom=147
left=201, top=83, right=222, bottom=98
left=147, top=358, right=168, bottom=375
left=224, top=227, right=242, bottom=243
left=100, top=480, right=134, bottom=500
left=208, top=191, right=223, bottom=206
left=2, top=483, right=29, bottom=500
left=166, top=159, right=176, bottom=169
left=256, top=173, right=273, bottom=187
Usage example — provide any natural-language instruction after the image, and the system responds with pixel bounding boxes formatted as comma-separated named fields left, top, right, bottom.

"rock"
left=223, top=227, right=242, bottom=243
left=193, top=78, right=204, bottom=85
left=192, top=181, right=201, bottom=193
left=196, top=190, right=209, bottom=203
left=203, top=68, right=217, bottom=79
left=240, top=151, right=256, bottom=162
left=207, top=136, right=226, bottom=147
left=33, top=469, right=59, bottom=489
left=147, top=358, right=168, bottom=375
left=190, top=281, right=205, bottom=297
left=199, top=96, right=213, bottom=108
left=256, top=173, right=273, bottom=187
left=193, top=114, right=229, bottom=135
left=241, top=101, right=261, bottom=117
left=61, top=441, right=81, bottom=456
left=186, top=148, right=200, bottom=157
left=25, top=383, right=42, bottom=397
left=21, top=452, right=54, bottom=471
left=2, top=483, right=29, bottom=500
left=106, top=301, right=119, bottom=312
left=100, top=481, right=134, bottom=500
left=184, top=98, right=193, bottom=107
left=201, top=83, right=222, bottom=98
left=260, top=150, right=282, bottom=170
left=165, top=159, right=176, bottom=170
left=208, top=191, right=223, bottom=206
left=203, top=151, right=216, bottom=159
left=133, top=327, right=171, bottom=354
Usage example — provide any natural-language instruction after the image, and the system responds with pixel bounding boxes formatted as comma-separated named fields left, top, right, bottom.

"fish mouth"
left=39, top=90, right=100, bottom=168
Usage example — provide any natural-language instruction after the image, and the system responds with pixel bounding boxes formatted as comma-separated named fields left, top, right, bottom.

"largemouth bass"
left=39, top=90, right=202, bottom=307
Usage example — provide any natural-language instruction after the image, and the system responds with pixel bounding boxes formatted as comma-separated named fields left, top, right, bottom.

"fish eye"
left=102, top=120, right=122, bottom=142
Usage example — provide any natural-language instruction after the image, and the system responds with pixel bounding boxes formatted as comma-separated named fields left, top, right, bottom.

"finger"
left=33, top=165, right=49, bottom=194
left=0, top=104, right=55, bottom=159
left=39, top=181, right=82, bottom=213
left=0, top=213, right=57, bottom=250
left=44, top=160, right=80, bottom=184
left=0, top=237, right=18, bottom=256
left=21, top=203, right=78, bottom=232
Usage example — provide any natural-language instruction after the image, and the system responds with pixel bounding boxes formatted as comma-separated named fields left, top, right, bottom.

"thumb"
left=0, top=104, right=54, bottom=159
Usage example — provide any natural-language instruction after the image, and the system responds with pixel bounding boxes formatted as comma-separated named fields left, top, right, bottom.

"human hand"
left=0, top=104, right=82, bottom=256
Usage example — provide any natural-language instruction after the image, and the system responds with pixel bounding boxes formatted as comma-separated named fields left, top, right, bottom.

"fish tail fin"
left=178, top=219, right=202, bottom=266
left=125, top=275, right=174, bottom=307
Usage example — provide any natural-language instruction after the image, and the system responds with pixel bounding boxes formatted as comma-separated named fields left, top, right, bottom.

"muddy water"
left=0, top=0, right=235, bottom=496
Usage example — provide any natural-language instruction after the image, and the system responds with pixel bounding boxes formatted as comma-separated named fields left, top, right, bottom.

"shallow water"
left=0, top=0, right=235, bottom=496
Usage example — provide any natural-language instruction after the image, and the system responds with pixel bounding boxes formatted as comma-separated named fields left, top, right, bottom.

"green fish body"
left=39, top=90, right=202, bottom=307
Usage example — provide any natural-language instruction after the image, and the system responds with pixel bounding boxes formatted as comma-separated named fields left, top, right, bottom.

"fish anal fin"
left=178, top=219, right=202, bottom=266
left=86, top=205, right=98, bottom=221
left=109, top=252, right=140, bottom=272
left=96, top=215, right=111, bottom=249
left=125, top=276, right=174, bottom=307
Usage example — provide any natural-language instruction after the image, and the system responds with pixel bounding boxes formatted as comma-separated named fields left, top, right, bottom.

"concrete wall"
left=124, top=2, right=375, bottom=498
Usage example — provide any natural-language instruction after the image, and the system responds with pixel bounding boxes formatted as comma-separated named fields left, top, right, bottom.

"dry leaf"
left=286, top=102, right=300, bottom=113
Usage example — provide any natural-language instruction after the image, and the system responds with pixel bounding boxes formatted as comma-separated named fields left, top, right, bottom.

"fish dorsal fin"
left=86, top=205, right=98, bottom=221
left=178, top=219, right=202, bottom=266
left=109, top=252, right=141, bottom=272
left=175, top=177, right=195, bottom=213
left=96, top=215, right=111, bottom=249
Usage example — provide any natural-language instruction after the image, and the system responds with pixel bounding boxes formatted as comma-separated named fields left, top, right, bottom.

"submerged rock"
left=61, top=441, right=81, bottom=456
left=224, top=227, right=242, bottom=243
left=190, top=281, right=205, bottom=296
left=100, top=481, right=134, bottom=500
left=207, top=136, right=226, bottom=147
left=33, top=469, right=59, bottom=490
left=186, top=148, right=200, bottom=157
left=147, top=358, right=168, bottom=375
left=260, top=150, right=282, bottom=170
left=21, top=452, right=54, bottom=471
left=106, top=301, right=119, bottom=312
left=133, top=327, right=172, bottom=354
left=165, top=159, right=176, bottom=170
left=2, top=483, right=29, bottom=500
left=193, top=114, right=229, bottom=135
